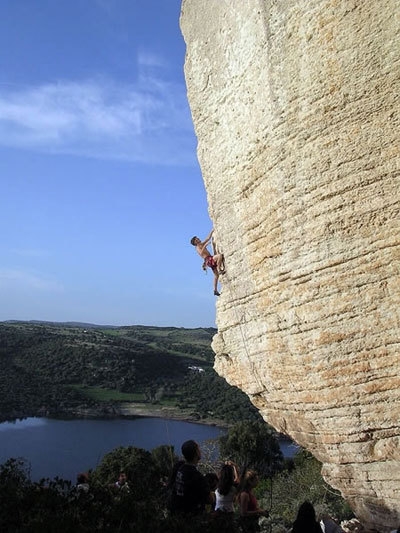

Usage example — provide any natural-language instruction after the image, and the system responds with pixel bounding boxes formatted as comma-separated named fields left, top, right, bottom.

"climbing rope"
left=215, top=243, right=305, bottom=530
left=220, top=267, right=264, bottom=392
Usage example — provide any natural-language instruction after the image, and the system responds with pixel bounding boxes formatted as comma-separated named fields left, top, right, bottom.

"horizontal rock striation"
left=180, top=1, right=400, bottom=531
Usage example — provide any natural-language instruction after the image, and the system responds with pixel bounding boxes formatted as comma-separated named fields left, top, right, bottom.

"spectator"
left=238, top=469, right=269, bottom=533
left=169, top=439, right=210, bottom=515
left=76, top=472, right=90, bottom=494
left=113, top=471, right=130, bottom=493
left=292, top=501, right=323, bottom=533
left=215, top=462, right=239, bottom=514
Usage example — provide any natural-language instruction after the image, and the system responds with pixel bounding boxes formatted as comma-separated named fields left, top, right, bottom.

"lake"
left=0, top=417, right=299, bottom=482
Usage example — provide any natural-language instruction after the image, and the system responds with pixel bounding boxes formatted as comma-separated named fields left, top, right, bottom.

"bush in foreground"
left=0, top=433, right=353, bottom=532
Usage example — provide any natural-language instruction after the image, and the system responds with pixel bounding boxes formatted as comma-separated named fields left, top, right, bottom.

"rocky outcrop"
left=180, top=1, right=400, bottom=531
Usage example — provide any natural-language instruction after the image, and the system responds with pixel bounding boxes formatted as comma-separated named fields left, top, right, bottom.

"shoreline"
left=66, top=402, right=231, bottom=428
left=0, top=402, right=231, bottom=429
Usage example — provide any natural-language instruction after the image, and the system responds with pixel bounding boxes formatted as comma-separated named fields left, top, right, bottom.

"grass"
left=99, top=329, right=124, bottom=337
left=69, top=385, right=145, bottom=402
left=143, top=342, right=209, bottom=361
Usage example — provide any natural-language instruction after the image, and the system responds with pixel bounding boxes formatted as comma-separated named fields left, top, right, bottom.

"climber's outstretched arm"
left=198, top=229, right=214, bottom=253
left=201, top=228, right=213, bottom=245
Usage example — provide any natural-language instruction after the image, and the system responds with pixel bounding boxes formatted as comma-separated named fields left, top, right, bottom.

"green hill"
left=0, top=321, right=260, bottom=424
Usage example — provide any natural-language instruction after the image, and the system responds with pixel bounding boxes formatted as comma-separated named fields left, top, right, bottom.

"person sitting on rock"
left=190, top=229, right=225, bottom=296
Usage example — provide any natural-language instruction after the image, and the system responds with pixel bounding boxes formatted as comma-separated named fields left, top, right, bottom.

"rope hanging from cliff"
left=218, top=263, right=277, bottom=529
left=210, top=234, right=261, bottom=389
left=222, top=269, right=264, bottom=393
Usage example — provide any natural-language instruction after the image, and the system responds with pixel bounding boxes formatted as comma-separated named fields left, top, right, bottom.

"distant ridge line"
left=0, top=320, right=217, bottom=331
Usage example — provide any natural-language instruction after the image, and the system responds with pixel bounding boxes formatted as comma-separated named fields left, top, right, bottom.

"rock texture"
left=180, top=1, right=400, bottom=531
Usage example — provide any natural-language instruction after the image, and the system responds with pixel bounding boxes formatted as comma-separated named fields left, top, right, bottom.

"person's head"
left=240, top=469, right=259, bottom=491
left=181, top=440, right=201, bottom=463
left=218, top=463, right=235, bottom=495
left=295, top=501, right=317, bottom=524
left=77, top=472, right=88, bottom=484
left=118, top=472, right=127, bottom=485
left=205, top=472, right=219, bottom=491
left=190, top=236, right=200, bottom=246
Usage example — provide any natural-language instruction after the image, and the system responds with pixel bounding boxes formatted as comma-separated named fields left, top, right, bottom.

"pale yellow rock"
left=180, top=1, right=400, bottom=531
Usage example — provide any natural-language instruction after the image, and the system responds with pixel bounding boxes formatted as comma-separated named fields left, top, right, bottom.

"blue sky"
left=0, top=0, right=217, bottom=328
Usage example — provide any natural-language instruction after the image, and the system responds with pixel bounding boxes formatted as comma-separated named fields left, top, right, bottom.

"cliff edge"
left=180, top=1, right=400, bottom=531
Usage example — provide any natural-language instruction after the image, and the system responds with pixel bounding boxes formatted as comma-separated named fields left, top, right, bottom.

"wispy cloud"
left=10, top=248, right=51, bottom=258
left=138, top=50, right=168, bottom=69
left=0, top=62, right=196, bottom=166
left=0, top=269, right=64, bottom=292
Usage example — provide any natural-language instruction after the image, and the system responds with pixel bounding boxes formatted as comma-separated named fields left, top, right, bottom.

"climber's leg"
left=213, top=269, right=220, bottom=296
left=214, top=253, right=225, bottom=274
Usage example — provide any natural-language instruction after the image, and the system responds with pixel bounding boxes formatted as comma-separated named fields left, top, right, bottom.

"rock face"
left=180, top=1, right=400, bottom=531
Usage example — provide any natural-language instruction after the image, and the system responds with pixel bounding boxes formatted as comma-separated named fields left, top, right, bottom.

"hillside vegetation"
left=1, top=323, right=353, bottom=531
left=0, top=321, right=260, bottom=424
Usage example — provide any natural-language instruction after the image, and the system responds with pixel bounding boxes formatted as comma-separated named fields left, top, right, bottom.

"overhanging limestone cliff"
left=180, top=1, right=400, bottom=531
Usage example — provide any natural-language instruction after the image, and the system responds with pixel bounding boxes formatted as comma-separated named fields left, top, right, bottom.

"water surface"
left=0, top=417, right=299, bottom=482
left=0, top=417, right=225, bottom=481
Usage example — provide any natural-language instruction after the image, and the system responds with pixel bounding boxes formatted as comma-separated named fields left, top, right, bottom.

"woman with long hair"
left=237, top=469, right=269, bottom=533
left=215, top=462, right=239, bottom=513
left=292, top=501, right=323, bottom=533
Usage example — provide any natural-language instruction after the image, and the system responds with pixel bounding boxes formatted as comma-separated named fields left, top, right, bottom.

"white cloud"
left=0, top=269, right=64, bottom=292
left=10, top=248, right=51, bottom=258
left=138, top=50, right=167, bottom=69
left=0, top=66, right=196, bottom=166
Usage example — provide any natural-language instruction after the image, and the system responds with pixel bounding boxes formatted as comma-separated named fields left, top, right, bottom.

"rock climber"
left=190, top=229, right=225, bottom=296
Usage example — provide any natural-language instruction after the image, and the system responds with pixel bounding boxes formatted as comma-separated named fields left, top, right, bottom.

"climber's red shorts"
left=205, top=256, right=218, bottom=270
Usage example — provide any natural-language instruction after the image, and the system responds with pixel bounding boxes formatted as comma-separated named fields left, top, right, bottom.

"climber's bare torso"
left=190, top=229, right=225, bottom=295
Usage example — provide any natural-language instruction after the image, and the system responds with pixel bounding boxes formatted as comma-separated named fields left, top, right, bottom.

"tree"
left=268, top=450, right=353, bottom=526
left=219, top=421, right=284, bottom=477
left=90, top=445, right=159, bottom=500
left=151, top=445, right=178, bottom=479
